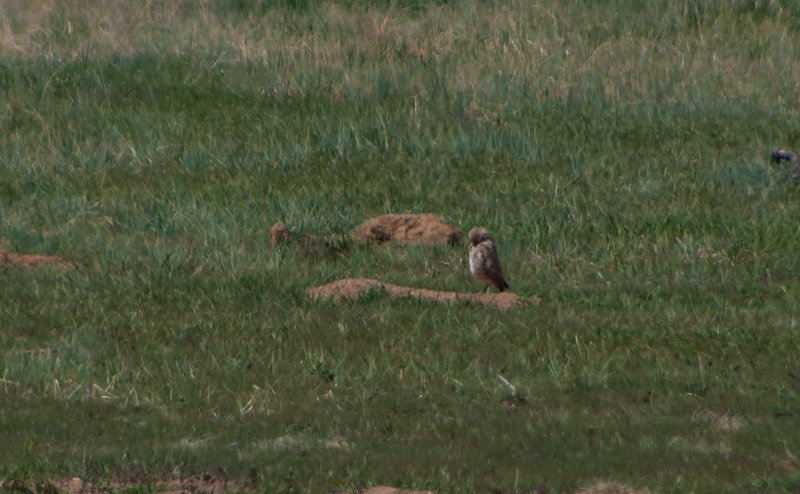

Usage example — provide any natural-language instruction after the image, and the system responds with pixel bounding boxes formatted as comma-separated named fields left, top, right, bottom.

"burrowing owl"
left=468, top=227, right=509, bottom=293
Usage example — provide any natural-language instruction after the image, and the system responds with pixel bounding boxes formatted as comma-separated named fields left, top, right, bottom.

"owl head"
left=468, top=227, right=493, bottom=245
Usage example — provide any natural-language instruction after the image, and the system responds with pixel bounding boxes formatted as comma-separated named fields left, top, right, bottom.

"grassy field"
left=2, top=0, right=800, bottom=492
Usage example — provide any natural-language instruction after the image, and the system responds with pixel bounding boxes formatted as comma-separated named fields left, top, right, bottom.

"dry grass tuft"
left=574, top=480, right=651, bottom=494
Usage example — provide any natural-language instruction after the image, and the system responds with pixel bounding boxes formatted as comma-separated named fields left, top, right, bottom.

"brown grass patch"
left=358, top=487, right=434, bottom=494
left=574, top=480, right=651, bottom=494
left=331, top=487, right=433, bottom=494
left=39, top=478, right=433, bottom=494
left=774, top=457, right=799, bottom=476
left=307, top=277, right=539, bottom=311
left=0, top=249, right=74, bottom=269
left=17, top=475, right=244, bottom=494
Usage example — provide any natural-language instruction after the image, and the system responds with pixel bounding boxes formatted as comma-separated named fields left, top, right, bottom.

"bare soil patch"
left=0, top=249, right=74, bottom=269
left=271, top=214, right=462, bottom=249
left=307, top=278, right=539, bottom=310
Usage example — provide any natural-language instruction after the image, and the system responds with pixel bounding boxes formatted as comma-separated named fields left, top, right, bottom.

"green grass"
left=2, top=0, right=800, bottom=492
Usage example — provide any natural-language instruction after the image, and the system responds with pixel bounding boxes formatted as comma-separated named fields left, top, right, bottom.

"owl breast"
left=468, top=246, right=483, bottom=276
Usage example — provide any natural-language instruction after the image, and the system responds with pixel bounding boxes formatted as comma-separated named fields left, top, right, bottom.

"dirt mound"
left=308, top=278, right=385, bottom=300
left=0, top=249, right=74, bottom=269
left=271, top=214, right=462, bottom=249
left=307, top=278, right=539, bottom=311
left=349, top=214, right=462, bottom=246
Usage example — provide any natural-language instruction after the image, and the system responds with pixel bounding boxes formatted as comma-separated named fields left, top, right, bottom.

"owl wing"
left=479, top=241, right=508, bottom=289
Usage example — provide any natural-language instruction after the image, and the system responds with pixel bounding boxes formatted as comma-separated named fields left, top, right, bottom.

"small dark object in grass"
left=770, top=148, right=800, bottom=182
left=269, top=221, right=293, bottom=245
